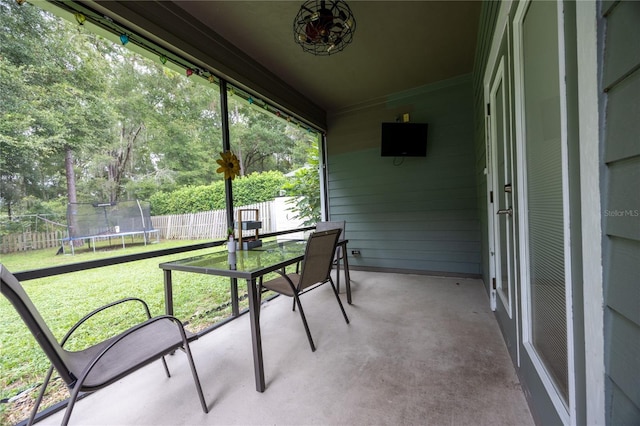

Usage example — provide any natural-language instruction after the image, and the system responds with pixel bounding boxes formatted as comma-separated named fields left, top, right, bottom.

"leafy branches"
left=284, top=141, right=321, bottom=226
left=1, top=0, right=319, bottom=220
left=149, top=171, right=286, bottom=215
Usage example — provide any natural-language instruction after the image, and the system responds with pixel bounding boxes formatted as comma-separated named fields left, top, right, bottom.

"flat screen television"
left=381, top=122, right=428, bottom=157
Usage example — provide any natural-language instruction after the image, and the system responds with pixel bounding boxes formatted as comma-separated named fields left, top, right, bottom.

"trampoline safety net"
left=66, top=200, right=154, bottom=239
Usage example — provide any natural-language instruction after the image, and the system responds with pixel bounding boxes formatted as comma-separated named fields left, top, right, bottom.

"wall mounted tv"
left=380, top=122, right=428, bottom=157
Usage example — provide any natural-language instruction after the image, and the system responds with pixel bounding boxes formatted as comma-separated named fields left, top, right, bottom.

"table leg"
left=164, top=270, right=174, bottom=316
left=246, top=278, right=265, bottom=392
left=230, top=277, right=239, bottom=317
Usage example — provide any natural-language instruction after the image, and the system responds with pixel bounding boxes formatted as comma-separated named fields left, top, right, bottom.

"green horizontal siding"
left=607, top=378, right=640, bottom=424
left=602, top=1, right=640, bottom=423
left=602, top=1, right=640, bottom=90
left=606, top=236, right=640, bottom=326
left=604, top=70, right=640, bottom=163
left=605, top=156, right=640, bottom=240
left=606, top=312, right=640, bottom=408
left=326, top=78, right=480, bottom=276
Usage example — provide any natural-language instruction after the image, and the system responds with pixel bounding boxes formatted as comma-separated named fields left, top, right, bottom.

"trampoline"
left=62, top=200, right=159, bottom=255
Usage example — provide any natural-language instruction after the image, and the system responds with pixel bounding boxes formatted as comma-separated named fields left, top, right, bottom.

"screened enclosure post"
left=319, top=132, right=329, bottom=221
left=220, top=79, right=239, bottom=316
left=219, top=79, right=234, bottom=229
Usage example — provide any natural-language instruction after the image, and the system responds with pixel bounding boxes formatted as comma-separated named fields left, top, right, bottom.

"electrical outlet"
left=351, top=250, right=360, bottom=255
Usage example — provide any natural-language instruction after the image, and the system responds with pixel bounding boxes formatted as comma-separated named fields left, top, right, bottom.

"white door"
left=485, top=18, right=519, bottom=365
left=485, top=1, right=576, bottom=423
left=513, top=0, right=574, bottom=423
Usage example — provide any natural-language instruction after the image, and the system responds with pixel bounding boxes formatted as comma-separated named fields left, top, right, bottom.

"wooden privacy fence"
left=151, top=201, right=275, bottom=240
left=0, top=231, right=65, bottom=254
left=0, top=199, right=300, bottom=252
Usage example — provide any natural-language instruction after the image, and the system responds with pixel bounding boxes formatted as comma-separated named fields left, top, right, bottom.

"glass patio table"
left=159, top=238, right=351, bottom=393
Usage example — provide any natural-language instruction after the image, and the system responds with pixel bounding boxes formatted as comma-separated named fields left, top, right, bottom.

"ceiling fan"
left=293, top=0, right=357, bottom=56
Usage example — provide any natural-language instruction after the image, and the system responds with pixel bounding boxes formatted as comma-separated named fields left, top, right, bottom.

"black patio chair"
left=0, top=264, right=208, bottom=426
left=315, top=220, right=347, bottom=292
left=258, top=228, right=349, bottom=352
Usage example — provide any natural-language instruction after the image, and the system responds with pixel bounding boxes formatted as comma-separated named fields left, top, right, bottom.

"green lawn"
left=0, top=239, right=249, bottom=425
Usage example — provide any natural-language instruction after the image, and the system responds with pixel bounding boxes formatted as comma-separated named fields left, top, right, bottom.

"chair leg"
left=329, top=278, right=349, bottom=324
left=336, top=260, right=341, bottom=294
left=60, top=344, right=208, bottom=425
left=258, top=277, right=264, bottom=321
left=62, top=381, right=83, bottom=426
left=182, top=341, right=209, bottom=413
left=161, top=356, right=171, bottom=378
left=293, top=294, right=316, bottom=352
left=27, top=365, right=55, bottom=426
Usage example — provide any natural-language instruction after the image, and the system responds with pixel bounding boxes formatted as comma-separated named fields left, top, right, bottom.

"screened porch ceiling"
left=162, top=1, right=482, bottom=114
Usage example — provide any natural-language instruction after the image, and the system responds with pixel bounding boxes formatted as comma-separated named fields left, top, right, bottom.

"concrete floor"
left=40, top=270, right=534, bottom=425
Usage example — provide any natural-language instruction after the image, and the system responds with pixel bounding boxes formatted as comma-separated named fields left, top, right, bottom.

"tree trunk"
left=65, top=146, right=77, bottom=204
left=65, top=146, right=81, bottom=246
left=108, top=125, right=141, bottom=202
left=237, top=146, right=245, bottom=176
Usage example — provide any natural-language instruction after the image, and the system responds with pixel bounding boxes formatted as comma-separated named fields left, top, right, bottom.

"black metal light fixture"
left=293, top=0, right=356, bottom=56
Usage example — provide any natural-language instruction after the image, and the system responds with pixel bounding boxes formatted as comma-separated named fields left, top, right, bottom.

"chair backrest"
left=315, top=221, right=345, bottom=258
left=0, top=264, right=74, bottom=384
left=298, top=229, right=341, bottom=291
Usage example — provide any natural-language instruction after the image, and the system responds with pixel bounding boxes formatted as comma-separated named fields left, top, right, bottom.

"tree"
left=284, top=140, right=321, bottom=226
left=0, top=0, right=52, bottom=216
left=229, top=101, right=302, bottom=175
left=0, top=62, right=33, bottom=217
left=124, top=64, right=226, bottom=193
left=0, top=1, right=115, bottom=210
left=1, top=0, right=319, bottom=220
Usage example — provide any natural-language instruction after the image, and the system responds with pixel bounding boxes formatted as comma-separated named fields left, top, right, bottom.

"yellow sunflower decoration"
left=216, top=151, right=241, bottom=180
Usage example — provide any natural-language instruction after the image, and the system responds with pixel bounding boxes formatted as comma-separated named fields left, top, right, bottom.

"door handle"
left=497, top=208, right=513, bottom=216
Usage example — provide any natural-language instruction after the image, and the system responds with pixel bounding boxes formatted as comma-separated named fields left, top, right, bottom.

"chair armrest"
left=272, top=269, right=291, bottom=280
left=74, top=314, right=191, bottom=388
left=61, top=297, right=153, bottom=347
left=268, top=269, right=299, bottom=293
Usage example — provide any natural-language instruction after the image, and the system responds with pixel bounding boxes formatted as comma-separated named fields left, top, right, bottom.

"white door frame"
left=488, top=54, right=515, bottom=320
left=483, top=0, right=511, bottom=311
left=483, top=0, right=519, bottom=361
left=575, top=2, right=605, bottom=424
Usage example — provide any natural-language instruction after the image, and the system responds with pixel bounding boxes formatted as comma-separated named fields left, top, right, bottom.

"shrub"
left=149, top=171, right=286, bottom=215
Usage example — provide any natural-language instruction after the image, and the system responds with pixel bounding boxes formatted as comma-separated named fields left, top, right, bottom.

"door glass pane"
left=495, top=80, right=510, bottom=301
left=522, top=0, right=568, bottom=401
